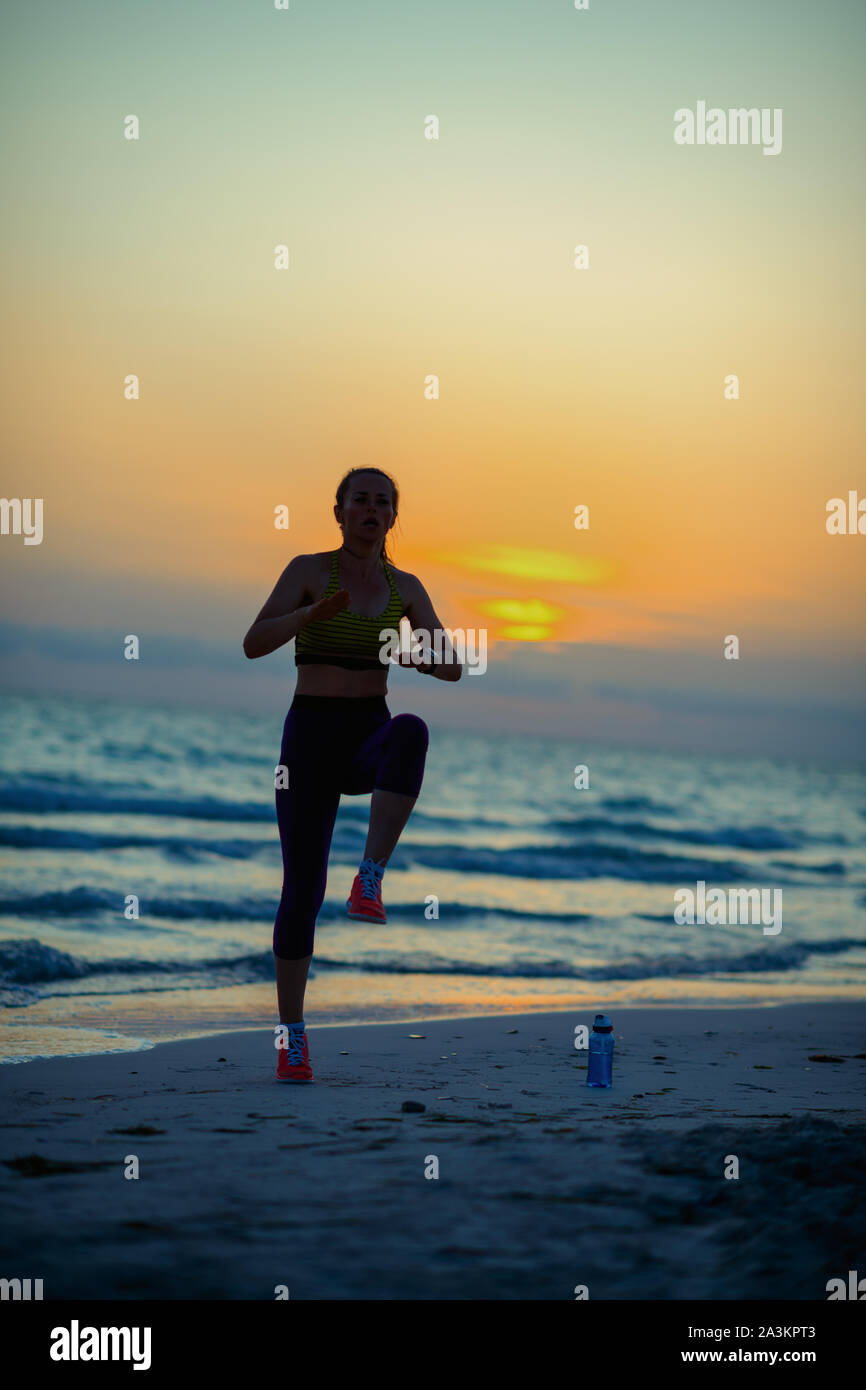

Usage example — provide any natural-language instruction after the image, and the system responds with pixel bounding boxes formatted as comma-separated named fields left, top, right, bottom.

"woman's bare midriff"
left=294, top=663, right=389, bottom=697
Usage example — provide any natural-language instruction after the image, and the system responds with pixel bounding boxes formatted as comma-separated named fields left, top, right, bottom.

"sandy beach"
left=1, top=1001, right=864, bottom=1301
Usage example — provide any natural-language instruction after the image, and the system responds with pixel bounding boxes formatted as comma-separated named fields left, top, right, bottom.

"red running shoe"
left=347, top=857, right=387, bottom=923
left=276, top=1028, right=313, bottom=1083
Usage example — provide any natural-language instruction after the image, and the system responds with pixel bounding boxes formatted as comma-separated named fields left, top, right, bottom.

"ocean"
left=1, top=691, right=864, bottom=1062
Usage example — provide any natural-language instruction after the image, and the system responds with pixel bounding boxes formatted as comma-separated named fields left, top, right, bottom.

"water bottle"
left=586, top=1013, right=614, bottom=1087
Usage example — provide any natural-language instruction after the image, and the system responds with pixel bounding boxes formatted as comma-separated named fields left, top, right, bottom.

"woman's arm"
left=402, top=573, right=463, bottom=681
left=243, top=555, right=349, bottom=659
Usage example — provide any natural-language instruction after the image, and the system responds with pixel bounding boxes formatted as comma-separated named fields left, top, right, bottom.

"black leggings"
left=273, top=695, right=429, bottom=960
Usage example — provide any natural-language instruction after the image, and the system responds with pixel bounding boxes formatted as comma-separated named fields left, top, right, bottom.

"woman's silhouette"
left=244, top=468, right=461, bottom=1080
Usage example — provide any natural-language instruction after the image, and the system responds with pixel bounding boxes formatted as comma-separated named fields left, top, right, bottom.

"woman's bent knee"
left=390, top=713, right=429, bottom=750
left=375, top=713, right=428, bottom=798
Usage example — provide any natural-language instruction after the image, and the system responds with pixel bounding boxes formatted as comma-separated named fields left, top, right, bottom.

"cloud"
left=0, top=622, right=863, bottom=763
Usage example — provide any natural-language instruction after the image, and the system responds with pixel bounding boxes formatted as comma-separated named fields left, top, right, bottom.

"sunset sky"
left=1, top=0, right=864, bottom=761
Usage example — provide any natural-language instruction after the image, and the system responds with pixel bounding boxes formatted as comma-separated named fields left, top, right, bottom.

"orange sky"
left=1, top=0, right=864, bottom=693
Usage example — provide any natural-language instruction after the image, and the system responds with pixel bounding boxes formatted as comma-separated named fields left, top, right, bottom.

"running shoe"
left=276, top=1028, right=313, bottom=1083
left=347, top=857, right=387, bottom=923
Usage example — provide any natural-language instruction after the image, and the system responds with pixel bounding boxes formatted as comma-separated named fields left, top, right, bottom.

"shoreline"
left=1, top=988, right=859, bottom=1066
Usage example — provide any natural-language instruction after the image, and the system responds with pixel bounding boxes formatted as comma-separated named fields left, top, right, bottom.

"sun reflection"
left=477, top=599, right=566, bottom=641
left=437, top=545, right=609, bottom=585
left=499, top=625, right=554, bottom=641
left=481, top=598, right=564, bottom=625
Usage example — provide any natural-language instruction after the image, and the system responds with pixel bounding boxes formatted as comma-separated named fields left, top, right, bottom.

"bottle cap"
left=592, top=1013, right=613, bottom=1032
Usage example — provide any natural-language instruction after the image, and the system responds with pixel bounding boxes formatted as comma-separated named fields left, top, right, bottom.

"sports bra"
left=295, top=549, right=406, bottom=670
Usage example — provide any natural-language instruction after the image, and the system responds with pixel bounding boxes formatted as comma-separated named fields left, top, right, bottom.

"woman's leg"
left=351, top=712, right=429, bottom=863
left=364, top=790, right=418, bottom=865
left=273, top=782, right=339, bottom=1021
left=273, top=707, right=341, bottom=1022
left=275, top=953, right=313, bottom=1026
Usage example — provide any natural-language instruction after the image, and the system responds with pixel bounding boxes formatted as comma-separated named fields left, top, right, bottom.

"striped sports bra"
left=295, top=549, right=405, bottom=670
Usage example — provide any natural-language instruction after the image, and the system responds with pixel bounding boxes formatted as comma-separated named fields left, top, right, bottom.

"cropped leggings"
left=273, top=695, right=429, bottom=960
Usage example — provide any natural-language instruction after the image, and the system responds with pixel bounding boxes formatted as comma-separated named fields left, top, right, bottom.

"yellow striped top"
left=295, top=550, right=405, bottom=670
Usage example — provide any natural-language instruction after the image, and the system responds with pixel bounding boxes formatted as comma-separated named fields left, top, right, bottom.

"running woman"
left=243, top=468, right=461, bottom=1082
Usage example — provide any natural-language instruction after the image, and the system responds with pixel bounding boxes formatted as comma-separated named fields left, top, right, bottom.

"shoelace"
left=358, top=858, right=383, bottom=901
left=283, top=1029, right=306, bottom=1065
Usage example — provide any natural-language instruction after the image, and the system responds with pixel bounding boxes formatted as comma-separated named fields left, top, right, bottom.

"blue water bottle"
left=586, top=1013, right=614, bottom=1087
